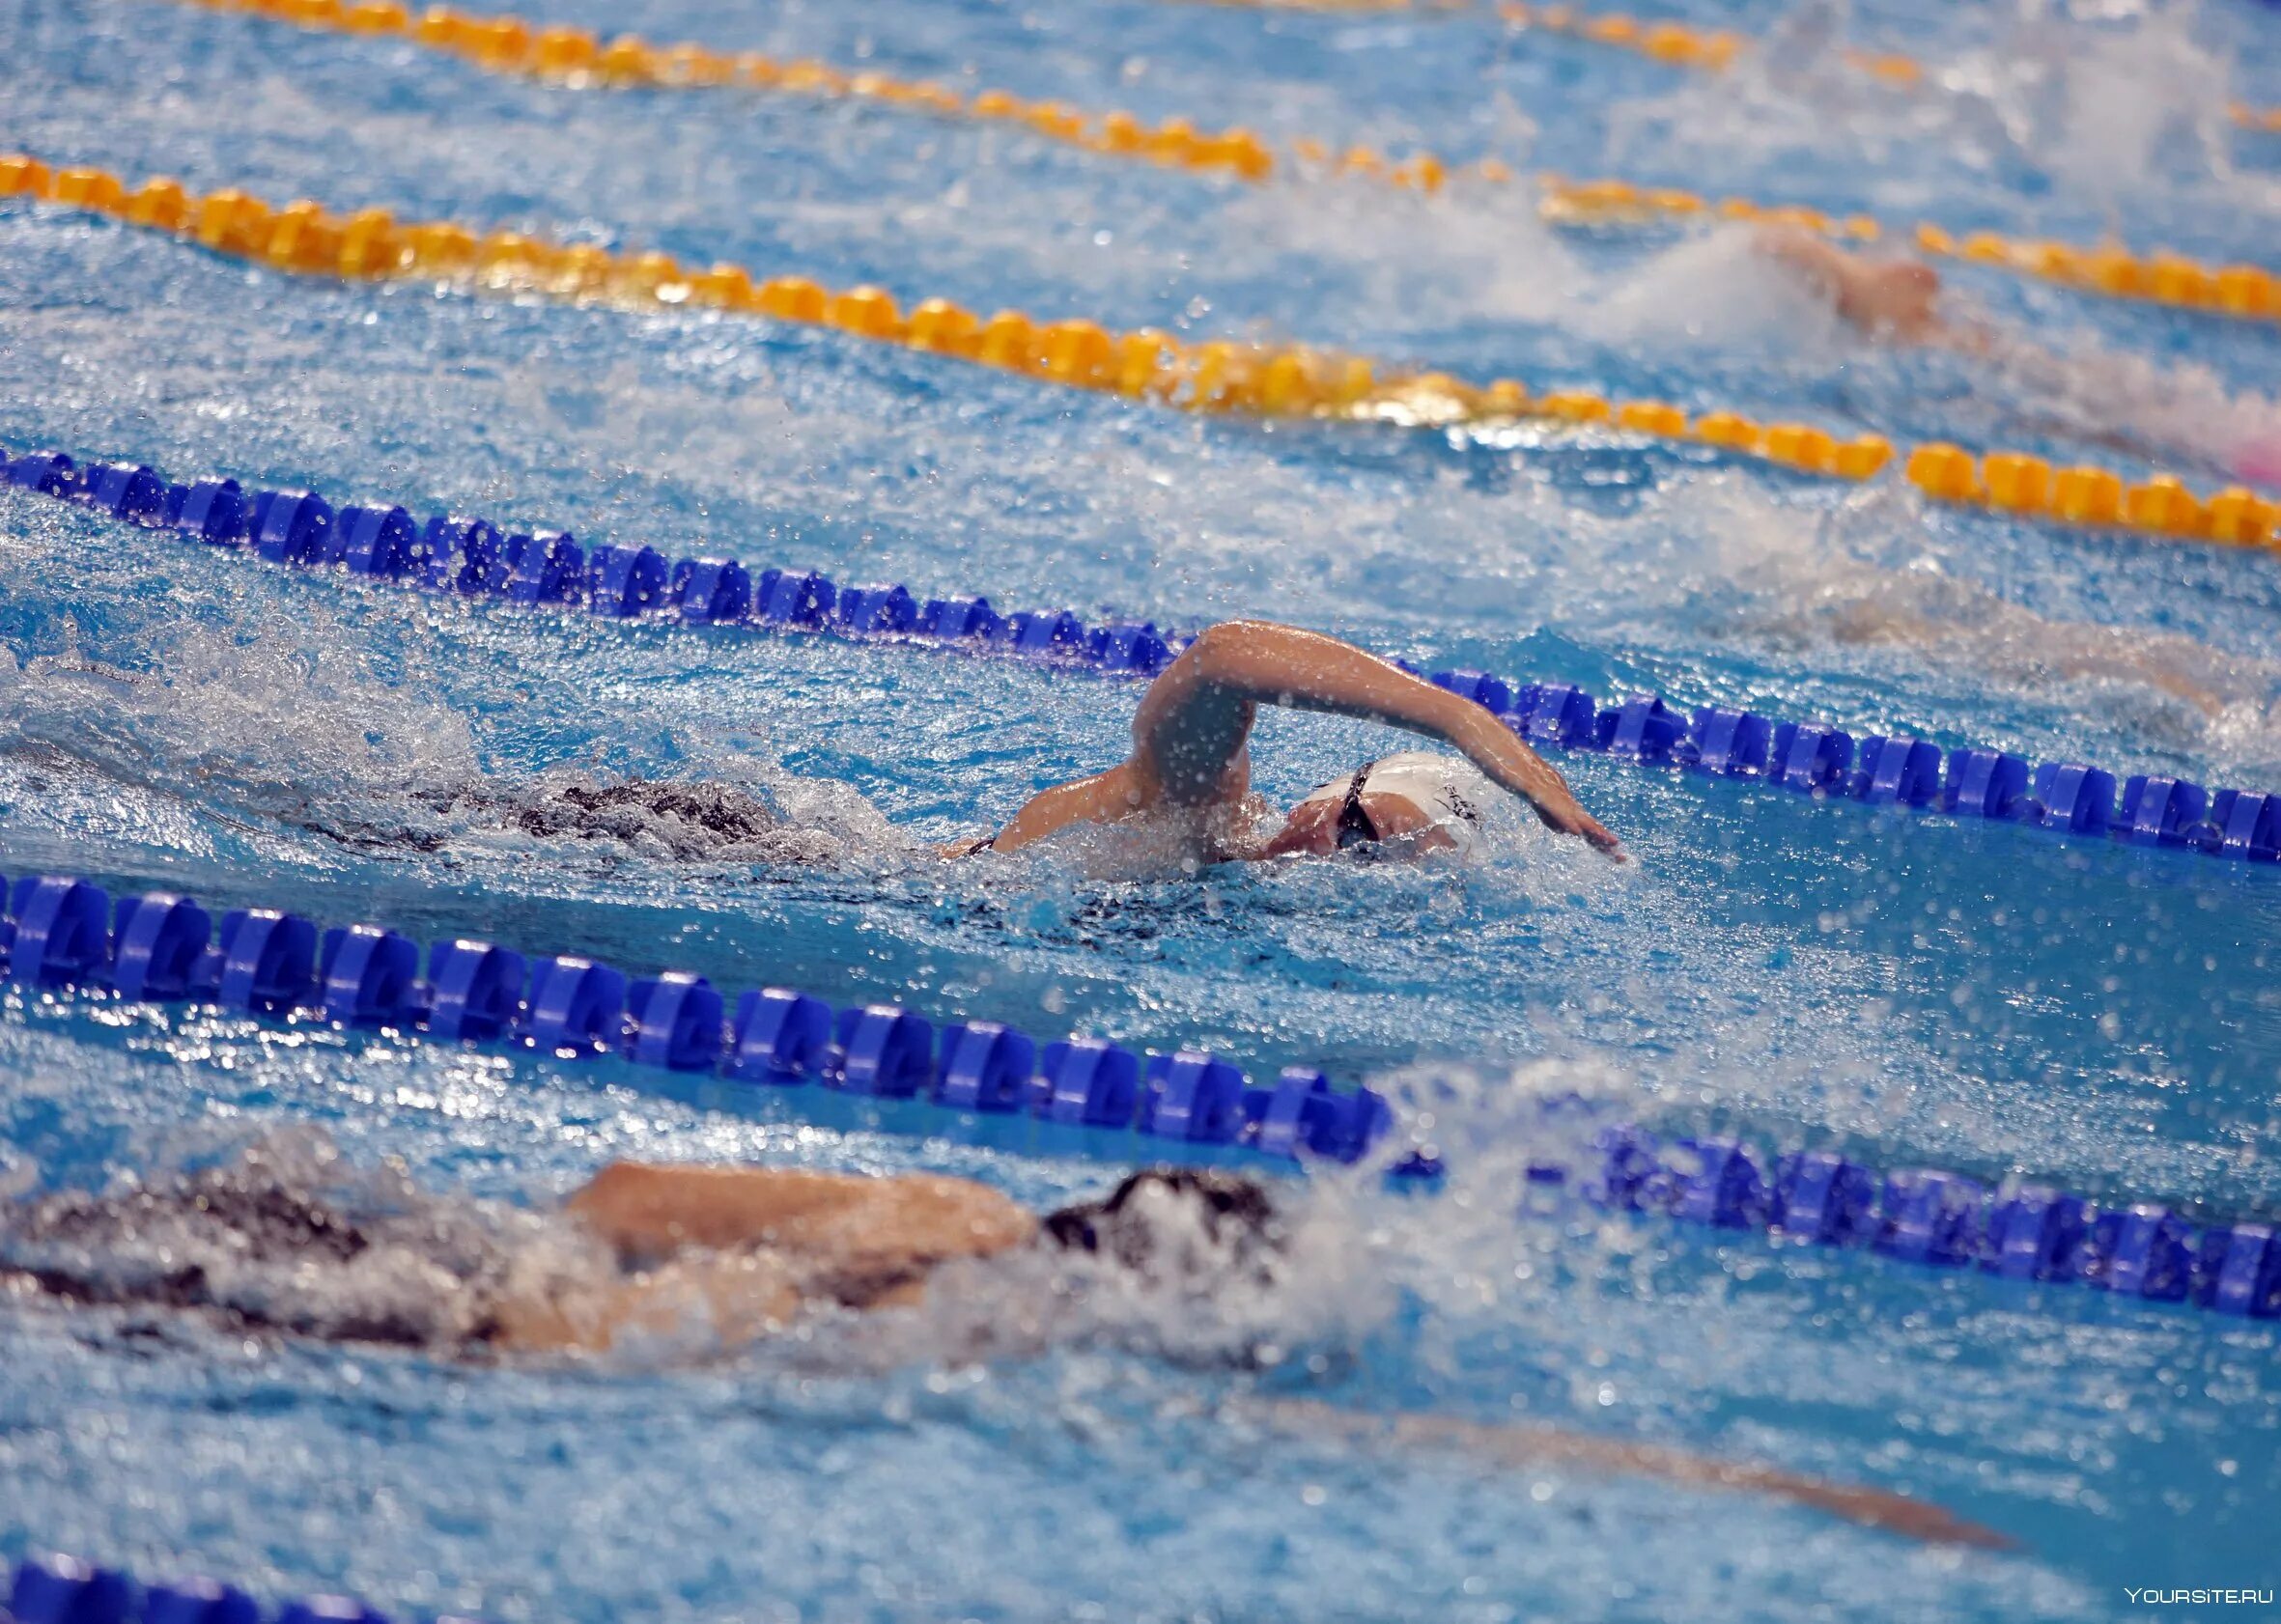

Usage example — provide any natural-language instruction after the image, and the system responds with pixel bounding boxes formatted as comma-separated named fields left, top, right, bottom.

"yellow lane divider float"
left=2, top=151, right=2273, bottom=550
left=157, top=0, right=2280, bottom=327
left=178, top=0, right=1283, bottom=183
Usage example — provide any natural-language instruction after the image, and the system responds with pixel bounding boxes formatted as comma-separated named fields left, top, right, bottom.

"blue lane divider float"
left=0, top=871, right=1400, bottom=1169
left=6, top=437, right=2274, bottom=869
left=6, top=1553, right=456, bottom=1624
left=3, top=870, right=2275, bottom=1321
left=1570, top=1127, right=2281, bottom=1319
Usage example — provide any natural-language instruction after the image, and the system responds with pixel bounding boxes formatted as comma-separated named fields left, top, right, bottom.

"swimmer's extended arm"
left=484, top=1164, right=1034, bottom=1357
left=987, top=621, right=1622, bottom=856
left=566, top=1162, right=1037, bottom=1273
left=1254, top=1400, right=2013, bottom=1550
left=1755, top=227, right=1963, bottom=348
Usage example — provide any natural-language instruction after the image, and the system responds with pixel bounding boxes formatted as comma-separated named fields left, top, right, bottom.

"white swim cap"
left=1296, top=750, right=1482, bottom=855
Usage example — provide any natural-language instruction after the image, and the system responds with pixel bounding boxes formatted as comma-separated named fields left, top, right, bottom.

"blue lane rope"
left=7, top=1552, right=449, bottom=1624
left=2, top=869, right=2275, bottom=1319
left=6, top=438, right=2277, bottom=868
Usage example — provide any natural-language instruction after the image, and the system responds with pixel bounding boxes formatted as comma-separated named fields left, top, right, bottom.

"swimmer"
left=1782, top=586, right=2252, bottom=718
left=946, top=619, right=1623, bottom=861
left=0, top=1150, right=2008, bottom=1550
left=89, top=622, right=1617, bottom=868
left=1756, top=227, right=1954, bottom=345
left=1755, top=226, right=2281, bottom=485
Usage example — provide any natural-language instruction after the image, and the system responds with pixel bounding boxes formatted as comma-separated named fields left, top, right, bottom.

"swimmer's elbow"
left=1177, top=620, right=1270, bottom=677
left=568, top=1160, right=652, bottom=1215
left=1176, top=620, right=1379, bottom=695
left=565, top=1161, right=677, bottom=1254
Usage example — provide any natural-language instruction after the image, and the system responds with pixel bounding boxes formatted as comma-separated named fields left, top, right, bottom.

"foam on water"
left=1608, top=0, right=2267, bottom=231
left=2, top=0, right=2280, bottom=1614
left=0, top=1013, right=2238, bottom=1622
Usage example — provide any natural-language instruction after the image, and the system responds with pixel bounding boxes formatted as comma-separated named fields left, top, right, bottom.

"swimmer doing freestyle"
left=1754, top=226, right=2281, bottom=486
left=0, top=1149, right=2007, bottom=1551
left=265, top=619, right=1618, bottom=864
left=943, top=619, right=1624, bottom=863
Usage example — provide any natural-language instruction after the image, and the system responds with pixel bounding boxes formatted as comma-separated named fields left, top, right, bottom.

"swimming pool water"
left=1, top=0, right=2279, bottom=1617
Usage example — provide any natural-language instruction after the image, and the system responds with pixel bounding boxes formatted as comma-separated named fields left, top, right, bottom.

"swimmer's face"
left=1257, top=792, right=1458, bottom=860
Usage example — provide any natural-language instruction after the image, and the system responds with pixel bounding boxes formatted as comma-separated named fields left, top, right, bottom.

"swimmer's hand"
left=1531, top=788, right=1626, bottom=860
left=1435, top=681, right=1625, bottom=860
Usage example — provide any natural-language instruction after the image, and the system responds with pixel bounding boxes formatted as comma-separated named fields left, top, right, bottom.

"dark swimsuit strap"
left=1334, top=764, right=1379, bottom=850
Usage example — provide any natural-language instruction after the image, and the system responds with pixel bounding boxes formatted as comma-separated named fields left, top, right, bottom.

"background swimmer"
left=0, top=1144, right=2007, bottom=1551
left=1753, top=226, right=2281, bottom=486
left=1756, top=227, right=1952, bottom=344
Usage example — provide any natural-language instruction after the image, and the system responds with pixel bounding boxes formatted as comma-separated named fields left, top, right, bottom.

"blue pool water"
left=2, top=0, right=2280, bottom=1617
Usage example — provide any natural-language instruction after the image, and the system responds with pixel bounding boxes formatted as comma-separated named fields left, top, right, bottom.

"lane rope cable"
left=1173, top=0, right=2281, bottom=136
left=5, top=1553, right=462, bottom=1624
left=4, top=150, right=2279, bottom=552
left=1, top=864, right=2276, bottom=1320
left=136, top=0, right=2281, bottom=326
left=7, top=431, right=2279, bottom=867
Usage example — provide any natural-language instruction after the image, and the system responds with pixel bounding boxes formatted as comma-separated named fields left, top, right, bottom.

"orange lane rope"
left=152, top=0, right=2281, bottom=326
left=5, top=149, right=2275, bottom=549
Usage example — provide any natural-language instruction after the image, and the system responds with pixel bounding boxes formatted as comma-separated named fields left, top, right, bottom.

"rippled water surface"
left=1, top=0, right=2278, bottom=1617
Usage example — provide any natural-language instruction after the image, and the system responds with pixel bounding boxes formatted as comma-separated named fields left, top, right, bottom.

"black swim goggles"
left=1334, top=768, right=1383, bottom=854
